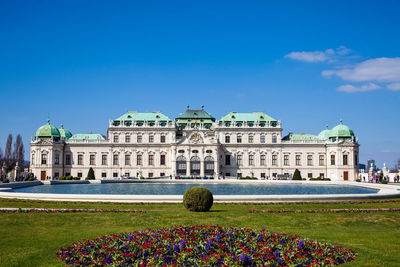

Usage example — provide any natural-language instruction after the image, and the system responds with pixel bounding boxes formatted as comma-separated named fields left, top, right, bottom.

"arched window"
left=190, top=156, right=200, bottom=176
left=176, top=156, right=186, bottom=175
left=204, top=156, right=214, bottom=176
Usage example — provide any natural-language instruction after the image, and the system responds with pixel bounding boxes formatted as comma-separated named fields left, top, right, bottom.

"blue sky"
left=1, top=0, right=399, bottom=168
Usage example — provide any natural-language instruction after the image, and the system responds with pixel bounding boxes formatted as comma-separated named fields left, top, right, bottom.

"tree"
left=292, top=169, right=302, bottom=180
left=86, top=167, right=95, bottom=180
left=4, top=134, right=12, bottom=167
left=13, top=134, right=24, bottom=170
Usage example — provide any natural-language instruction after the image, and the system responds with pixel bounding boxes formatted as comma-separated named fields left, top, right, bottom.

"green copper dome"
left=318, top=125, right=331, bottom=140
left=35, top=120, right=60, bottom=138
left=329, top=120, right=354, bottom=138
left=59, top=124, right=72, bottom=139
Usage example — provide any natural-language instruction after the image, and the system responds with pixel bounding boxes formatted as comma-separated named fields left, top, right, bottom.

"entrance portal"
left=41, top=171, right=46, bottom=180
left=204, top=156, right=214, bottom=176
left=190, top=156, right=200, bottom=176
left=344, top=171, right=349, bottom=181
left=176, top=156, right=186, bottom=176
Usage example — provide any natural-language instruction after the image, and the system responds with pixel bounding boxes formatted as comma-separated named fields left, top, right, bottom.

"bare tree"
left=4, top=134, right=12, bottom=167
left=13, top=134, right=22, bottom=162
left=17, top=142, right=24, bottom=169
left=0, top=147, right=3, bottom=166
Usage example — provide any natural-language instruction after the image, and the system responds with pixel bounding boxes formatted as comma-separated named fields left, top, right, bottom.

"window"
left=55, top=172, right=59, bottom=178
left=149, top=135, right=154, bottom=143
left=272, top=155, right=277, bottom=166
left=90, top=154, right=95, bottom=165
left=225, top=155, right=231, bottom=166
left=225, top=135, right=230, bottom=143
left=249, top=154, right=254, bottom=166
left=237, top=172, right=242, bottom=178
left=260, top=155, right=266, bottom=166
left=124, top=172, right=130, bottom=177
left=148, top=172, right=153, bottom=178
left=248, top=135, right=254, bottom=143
left=113, top=154, right=119, bottom=165
left=125, top=135, right=131, bottom=143
left=225, top=173, right=230, bottom=177
left=77, top=172, right=82, bottom=178
left=307, top=155, right=313, bottom=166
left=65, top=154, right=71, bottom=165
left=102, top=154, right=107, bottom=165
left=137, top=135, right=142, bottom=143
left=261, top=173, right=265, bottom=179
left=54, top=154, right=60, bottom=165
left=149, top=155, right=154, bottom=165
left=296, top=155, right=301, bottom=166
left=137, top=154, right=142, bottom=166
left=160, top=155, right=166, bottom=165
left=160, top=172, right=165, bottom=177
left=65, top=172, right=70, bottom=176
left=331, top=154, right=335, bottom=165
left=102, top=172, right=107, bottom=178
left=125, top=154, right=131, bottom=166
left=308, top=173, right=313, bottom=178
left=319, top=173, right=325, bottom=178
left=284, top=155, right=289, bottom=166
left=113, top=172, right=118, bottom=178
left=237, top=154, right=242, bottom=166
left=32, top=154, right=35, bottom=165
left=319, top=155, right=325, bottom=166
left=41, top=154, right=47, bottom=165
left=260, top=135, right=265, bottom=143
left=354, top=153, right=358, bottom=166
left=160, top=135, right=166, bottom=143
left=113, top=135, right=119, bottom=143
left=272, top=135, right=277, bottom=143
left=78, top=154, right=83, bottom=165
left=343, top=154, right=348, bottom=165
left=237, top=135, right=242, bottom=143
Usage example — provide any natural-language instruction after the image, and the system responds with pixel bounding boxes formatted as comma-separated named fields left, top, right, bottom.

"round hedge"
left=183, top=186, right=213, bottom=212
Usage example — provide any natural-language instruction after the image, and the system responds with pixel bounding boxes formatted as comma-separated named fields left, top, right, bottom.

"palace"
left=30, top=107, right=359, bottom=181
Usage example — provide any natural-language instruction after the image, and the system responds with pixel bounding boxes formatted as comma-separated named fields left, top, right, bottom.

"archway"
left=204, top=156, right=214, bottom=176
left=176, top=156, right=186, bottom=176
left=190, top=156, right=200, bottom=176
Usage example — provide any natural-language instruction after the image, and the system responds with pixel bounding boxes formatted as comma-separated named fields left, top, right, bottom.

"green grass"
left=0, top=199, right=400, bottom=266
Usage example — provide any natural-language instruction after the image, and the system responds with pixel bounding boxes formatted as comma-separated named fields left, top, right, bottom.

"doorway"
left=41, top=171, right=46, bottom=180
left=344, top=171, right=348, bottom=181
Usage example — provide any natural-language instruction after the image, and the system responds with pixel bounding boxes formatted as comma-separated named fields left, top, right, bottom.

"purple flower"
left=274, top=250, right=280, bottom=258
left=128, top=234, right=134, bottom=241
left=215, top=234, right=220, bottom=242
left=180, top=240, right=186, bottom=248
left=278, top=257, right=283, bottom=264
left=174, top=244, right=180, bottom=253
left=298, top=240, right=304, bottom=249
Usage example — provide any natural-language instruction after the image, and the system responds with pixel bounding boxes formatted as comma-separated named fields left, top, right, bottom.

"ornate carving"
left=189, top=132, right=203, bottom=144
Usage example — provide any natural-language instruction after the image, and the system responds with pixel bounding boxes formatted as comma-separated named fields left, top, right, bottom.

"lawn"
left=0, top=199, right=399, bottom=266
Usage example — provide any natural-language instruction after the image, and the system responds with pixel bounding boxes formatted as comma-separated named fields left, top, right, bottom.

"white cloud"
left=285, top=51, right=329, bottom=62
left=323, top=57, right=400, bottom=82
left=336, top=83, right=381, bottom=93
left=387, top=83, right=400, bottom=91
left=285, top=46, right=351, bottom=63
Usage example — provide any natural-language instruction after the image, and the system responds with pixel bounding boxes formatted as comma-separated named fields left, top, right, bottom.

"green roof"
left=35, top=120, right=60, bottom=138
left=317, top=125, right=331, bottom=140
left=176, top=109, right=215, bottom=120
left=329, top=120, right=355, bottom=138
left=59, top=124, right=72, bottom=140
left=115, top=111, right=170, bottom=121
left=69, top=133, right=106, bottom=141
left=282, top=133, right=318, bottom=141
left=220, top=112, right=276, bottom=122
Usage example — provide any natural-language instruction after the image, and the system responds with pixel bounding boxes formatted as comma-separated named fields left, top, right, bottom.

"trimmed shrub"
left=382, top=180, right=388, bottom=184
left=356, top=178, right=361, bottom=182
left=73, top=177, right=81, bottom=180
left=86, top=168, right=95, bottom=180
left=292, top=169, right=302, bottom=180
left=183, top=187, right=213, bottom=212
left=2, top=178, right=9, bottom=183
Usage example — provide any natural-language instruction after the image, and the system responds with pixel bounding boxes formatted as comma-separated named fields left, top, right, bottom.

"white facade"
left=30, top=109, right=359, bottom=181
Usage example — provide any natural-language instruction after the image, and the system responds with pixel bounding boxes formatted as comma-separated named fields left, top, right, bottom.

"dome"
left=35, top=120, right=60, bottom=138
left=329, top=120, right=354, bottom=139
left=318, top=125, right=331, bottom=140
left=59, top=124, right=72, bottom=139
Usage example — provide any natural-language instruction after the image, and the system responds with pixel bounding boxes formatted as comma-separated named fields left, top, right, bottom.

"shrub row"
left=58, top=176, right=81, bottom=180
left=239, top=176, right=258, bottom=180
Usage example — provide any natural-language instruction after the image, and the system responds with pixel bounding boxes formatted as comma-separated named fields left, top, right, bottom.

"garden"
left=0, top=197, right=400, bottom=266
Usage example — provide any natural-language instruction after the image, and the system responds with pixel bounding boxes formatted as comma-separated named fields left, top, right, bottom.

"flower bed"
left=0, top=208, right=146, bottom=213
left=249, top=208, right=400, bottom=214
left=57, top=225, right=355, bottom=266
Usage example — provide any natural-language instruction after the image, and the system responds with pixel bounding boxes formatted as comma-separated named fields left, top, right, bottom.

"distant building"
left=30, top=107, right=360, bottom=181
left=359, top=163, right=366, bottom=172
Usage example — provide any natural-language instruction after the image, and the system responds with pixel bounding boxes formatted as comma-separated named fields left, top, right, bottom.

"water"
left=12, top=183, right=378, bottom=195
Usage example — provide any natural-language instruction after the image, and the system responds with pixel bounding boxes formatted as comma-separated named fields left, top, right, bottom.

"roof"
left=317, top=125, right=331, bottom=140
left=35, top=120, right=60, bottom=138
left=175, top=109, right=215, bottom=121
left=282, top=133, right=318, bottom=141
left=220, top=112, right=276, bottom=122
left=115, top=111, right=170, bottom=121
left=69, top=133, right=106, bottom=141
left=59, top=124, right=72, bottom=139
left=329, top=120, right=355, bottom=138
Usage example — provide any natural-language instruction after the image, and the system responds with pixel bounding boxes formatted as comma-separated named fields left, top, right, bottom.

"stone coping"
left=0, top=180, right=399, bottom=202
